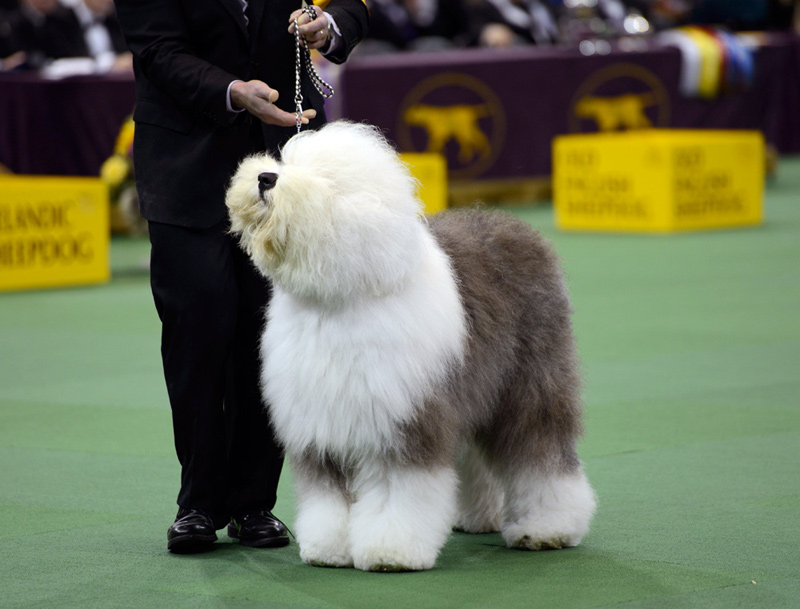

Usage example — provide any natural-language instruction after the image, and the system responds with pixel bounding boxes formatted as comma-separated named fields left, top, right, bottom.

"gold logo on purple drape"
left=570, top=64, right=670, bottom=133
left=397, top=73, right=506, bottom=179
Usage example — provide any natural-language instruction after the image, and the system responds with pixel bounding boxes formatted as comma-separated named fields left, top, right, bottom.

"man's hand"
left=288, top=5, right=330, bottom=50
left=230, top=80, right=316, bottom=127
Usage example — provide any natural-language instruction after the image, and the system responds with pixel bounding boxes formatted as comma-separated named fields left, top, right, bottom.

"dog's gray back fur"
left=398, top=209, right=583, bottom=476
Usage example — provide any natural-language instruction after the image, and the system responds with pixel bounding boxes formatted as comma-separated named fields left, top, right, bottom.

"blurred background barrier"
left=0, top=33, right=798, bottom=209
left=0, top=71, right=134, bottom=177
left=0, top=175, right=109, bottom=291
left=400, top=152, right=449, bottom=215
left=340, top=31, right=800, bottom=205
left=552, top=129, right=765, bottom=232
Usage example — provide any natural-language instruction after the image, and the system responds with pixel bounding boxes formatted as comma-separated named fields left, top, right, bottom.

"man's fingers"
left=250, top=80, right=278, bottom=104
left=287, top=6, right=322, bottom=34
left=257, top=106, right=317, bottom=127
left=231, top=80, right=317, bottom=127
left=300, top=22, right=325, bottom=37
left=287, top=9, right=310, bottom=31
left=234, top=79, right=317, bottom=127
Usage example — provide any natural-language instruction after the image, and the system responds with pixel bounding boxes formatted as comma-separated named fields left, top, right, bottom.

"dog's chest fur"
left=260, top=231, right=466, bottom=460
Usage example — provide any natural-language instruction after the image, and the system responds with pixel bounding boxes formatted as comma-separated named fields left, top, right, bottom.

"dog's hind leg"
left=348, top=461, right=458, bottom=572
left=499, top=465, right=596, bottom=550
left=488, top=364, right=596, bottom=550
left=291, top=453, right=354, bottom=568
left=454, top=442, right=504, bottom=533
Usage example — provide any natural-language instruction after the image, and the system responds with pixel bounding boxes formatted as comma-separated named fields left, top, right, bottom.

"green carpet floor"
left=2, top=159, right=799, bottom=609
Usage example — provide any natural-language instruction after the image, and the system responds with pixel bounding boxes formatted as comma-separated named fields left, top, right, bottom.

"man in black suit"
left=113, top=0, right=368, bottom=553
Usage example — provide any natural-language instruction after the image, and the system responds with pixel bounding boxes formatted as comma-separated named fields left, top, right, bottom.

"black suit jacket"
left=114, top=0, right=368, bottom=228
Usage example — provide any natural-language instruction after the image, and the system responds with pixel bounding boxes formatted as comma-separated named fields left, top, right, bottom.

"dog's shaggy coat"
left=226, top=121, right=596, bottom=571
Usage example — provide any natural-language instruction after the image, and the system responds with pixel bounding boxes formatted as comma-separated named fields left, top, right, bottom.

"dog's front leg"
left=348, top=461, right=458, bottom=572
left=291, top=454, right=353, bottom=568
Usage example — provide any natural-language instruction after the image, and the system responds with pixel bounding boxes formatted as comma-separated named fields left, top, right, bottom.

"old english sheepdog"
left=225, top=121, right=596, bottom=572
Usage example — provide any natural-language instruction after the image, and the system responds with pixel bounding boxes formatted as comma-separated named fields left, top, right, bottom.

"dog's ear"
left=263, top=204, right=289, bottom=260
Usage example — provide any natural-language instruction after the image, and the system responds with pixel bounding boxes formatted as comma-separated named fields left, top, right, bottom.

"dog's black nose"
left=258, top=172, right=278, bottom=196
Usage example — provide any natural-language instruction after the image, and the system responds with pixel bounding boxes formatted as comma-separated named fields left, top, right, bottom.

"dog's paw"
left=300, top=544, right=354, bottom=568
left=503, top=517, right=589, bottom=550
left=506, top=533, right=572, bottom=551
left=501, top=471, right=597, bottom=551
left=294, top=492, right=353, bottom=567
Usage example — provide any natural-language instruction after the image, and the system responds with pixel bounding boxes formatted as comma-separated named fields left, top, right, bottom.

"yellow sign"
left=401, top=152, right=448, bottom=215
left=0, top=176, right=110, bottom=291
left=553, top=130, right=764, bottom=233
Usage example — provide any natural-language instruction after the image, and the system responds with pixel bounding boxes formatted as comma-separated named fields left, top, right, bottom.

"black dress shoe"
left=228, top=510, right=290, bottom=548
left=167, top=508, right=218, bottom=553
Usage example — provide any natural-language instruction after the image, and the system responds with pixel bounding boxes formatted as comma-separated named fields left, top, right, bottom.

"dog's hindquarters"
left=430, top=210, right=596, bottom=549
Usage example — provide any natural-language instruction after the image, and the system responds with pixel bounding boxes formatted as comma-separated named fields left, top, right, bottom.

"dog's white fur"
left=263, top=230, right=465, bottom=460
left=226, top=121, right=596, bottom=571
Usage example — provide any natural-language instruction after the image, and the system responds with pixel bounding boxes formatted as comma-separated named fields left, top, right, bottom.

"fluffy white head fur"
left=226, top=122, right=425, bottom=305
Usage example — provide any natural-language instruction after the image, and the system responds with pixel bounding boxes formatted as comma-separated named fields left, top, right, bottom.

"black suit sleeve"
left=114, top=0, right=237, bottom=124
left=321, top=0, right=369, bottom=64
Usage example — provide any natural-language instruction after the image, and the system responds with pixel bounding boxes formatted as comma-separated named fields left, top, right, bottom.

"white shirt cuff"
left=227, top=80, right=246, bottom=113
left=321, top=12, right=342, bottom=55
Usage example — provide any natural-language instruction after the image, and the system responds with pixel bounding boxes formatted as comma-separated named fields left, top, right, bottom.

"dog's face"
left=226, top=122, right=425, bottom=304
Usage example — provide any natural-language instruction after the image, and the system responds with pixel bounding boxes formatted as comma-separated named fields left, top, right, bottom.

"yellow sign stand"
left=0, top=176, right=110, bottom=291
left=553, top=130, right=764, bottom=233
left=401, top=152, right=448, bottom=215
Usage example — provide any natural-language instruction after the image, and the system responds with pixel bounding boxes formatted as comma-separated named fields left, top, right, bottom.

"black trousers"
left=148, top=220, right=284, bottom=524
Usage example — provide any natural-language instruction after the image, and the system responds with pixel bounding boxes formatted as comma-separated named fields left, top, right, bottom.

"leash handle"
left=294, top=2, right=335, bottom=133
